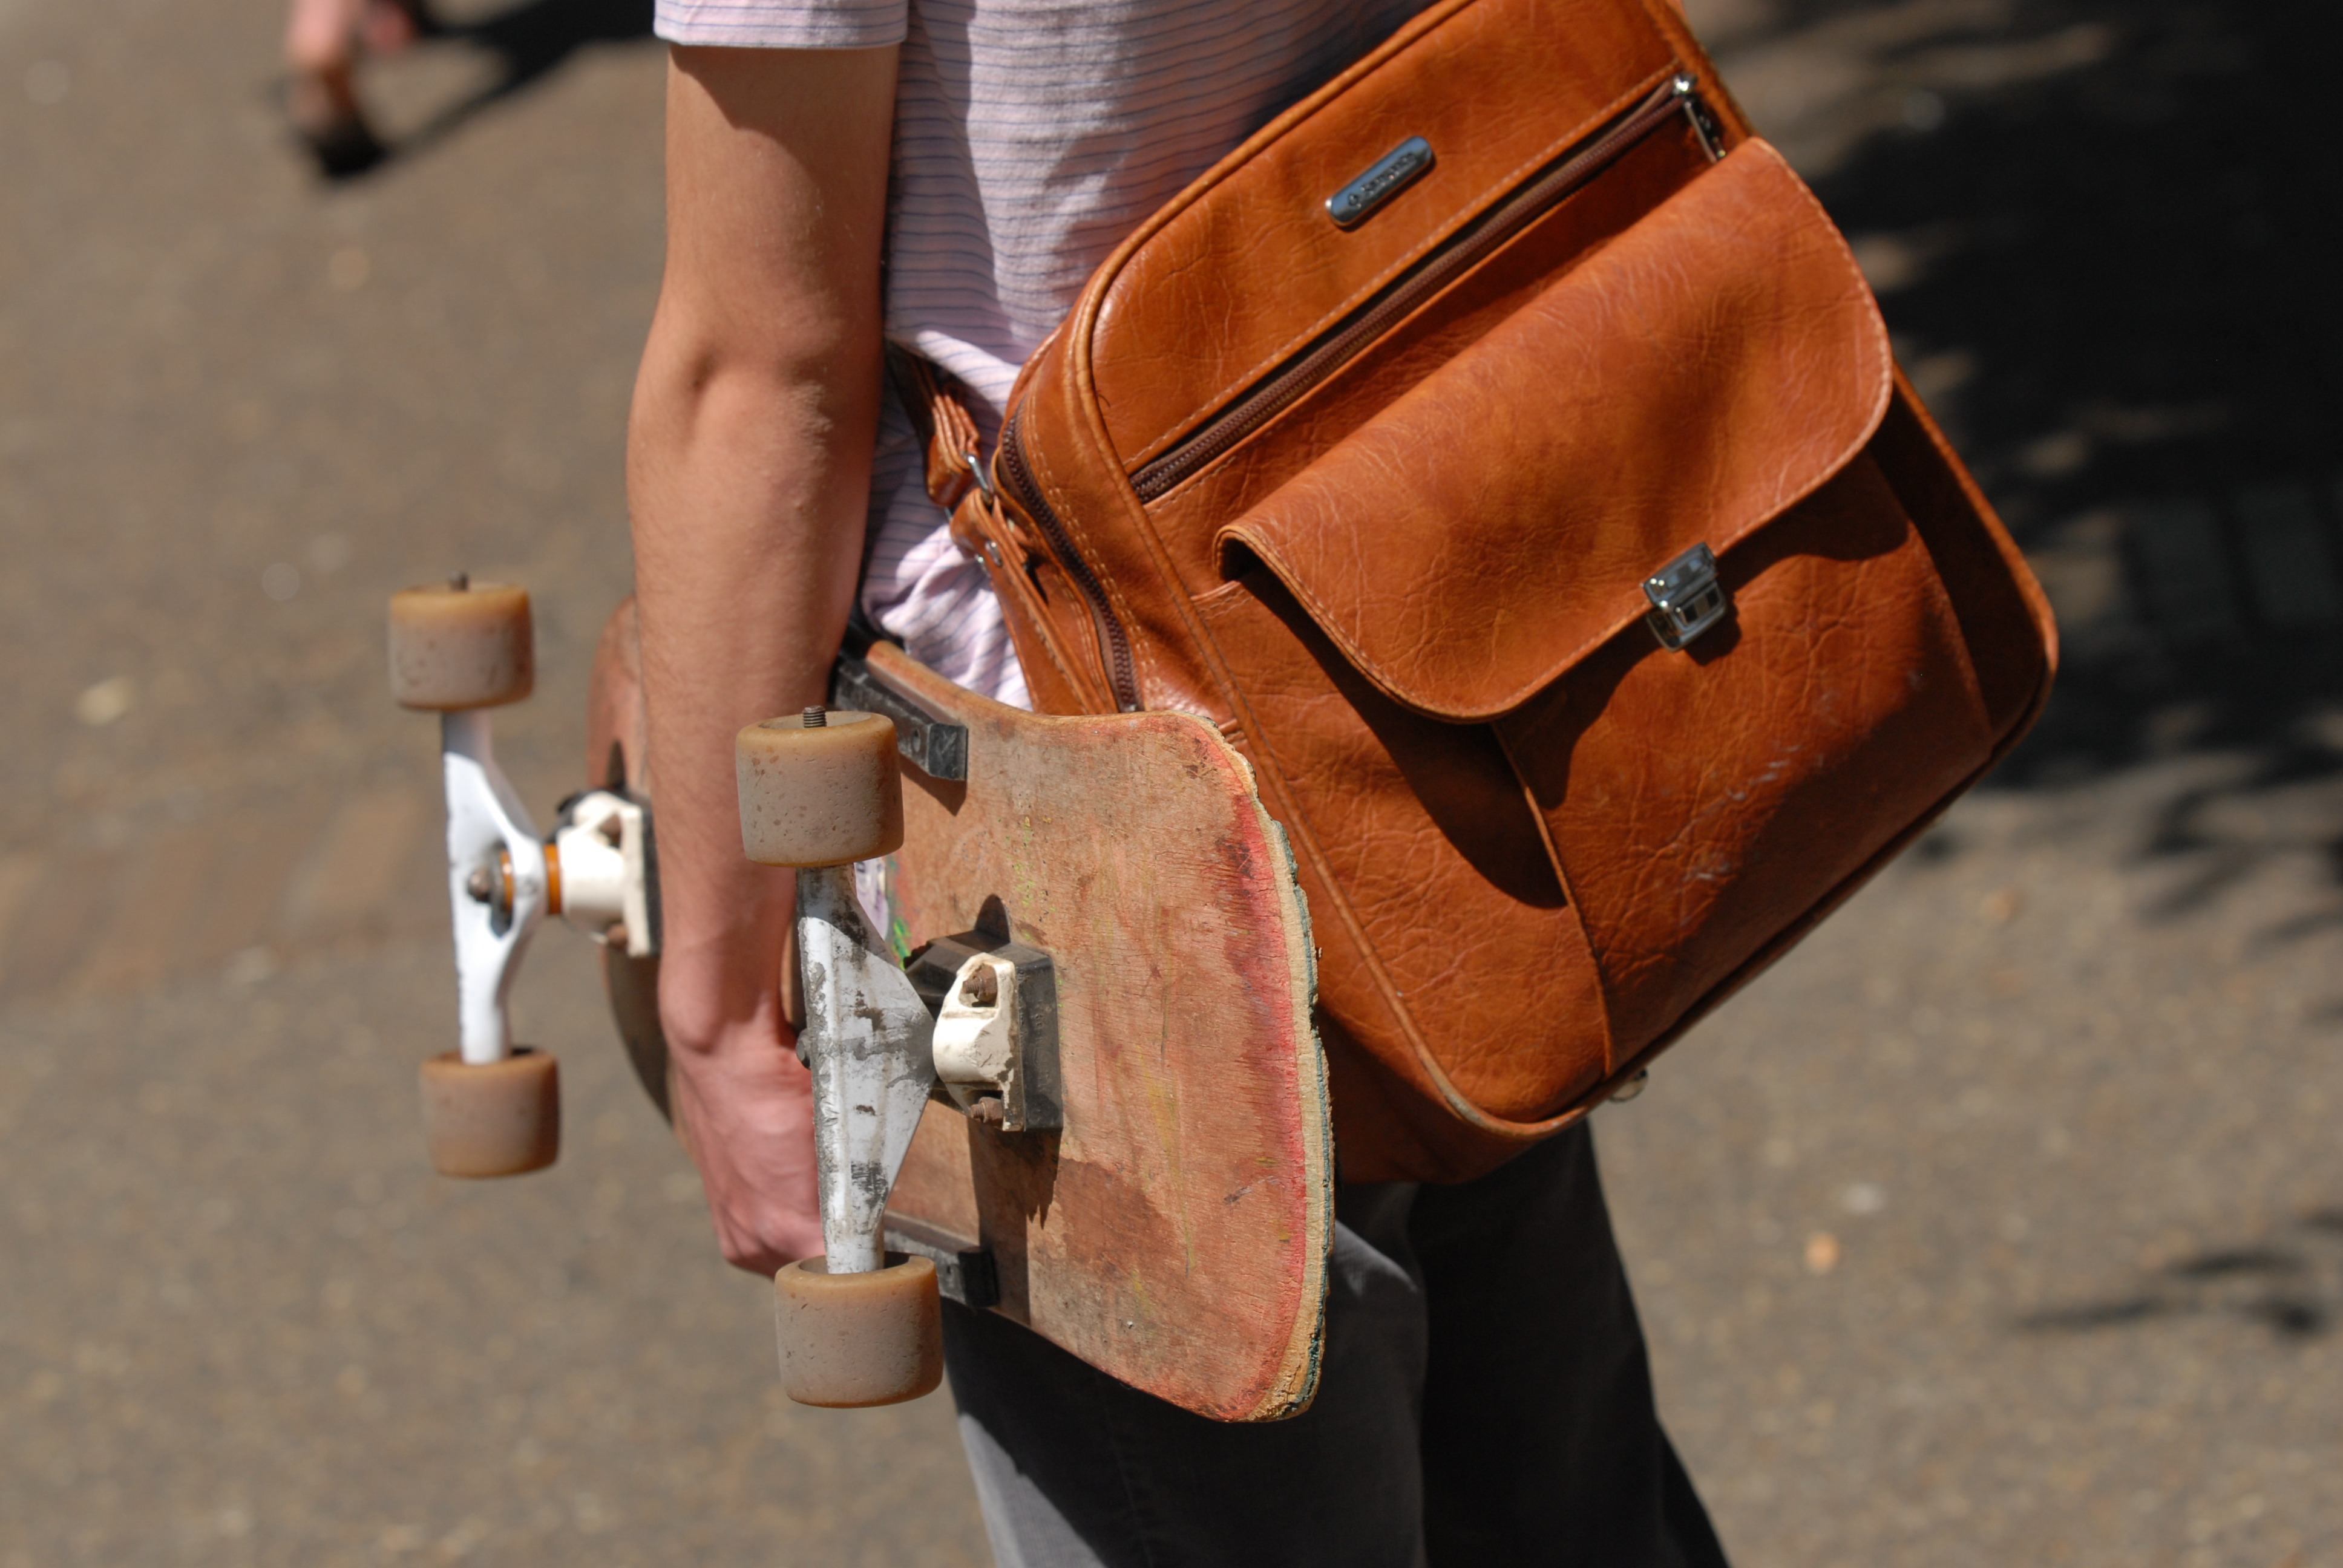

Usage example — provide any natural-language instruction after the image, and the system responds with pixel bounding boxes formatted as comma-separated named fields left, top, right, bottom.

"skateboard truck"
left=388, top=577, right=660, bottom=1179
left=738, top=705, right=946, bottom=1408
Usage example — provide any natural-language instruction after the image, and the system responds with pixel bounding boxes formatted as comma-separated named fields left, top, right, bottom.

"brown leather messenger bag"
left=907, top=0, right=2059, bottom=1183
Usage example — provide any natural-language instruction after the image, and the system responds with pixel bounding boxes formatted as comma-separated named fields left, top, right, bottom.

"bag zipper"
left=992, top=72, right=1724, bottom=714
left=994, top=414, right=1146, bottom=711
left=1130, top=74, right=1723, bottom=501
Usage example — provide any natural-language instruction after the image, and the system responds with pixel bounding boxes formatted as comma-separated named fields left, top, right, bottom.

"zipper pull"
left=1671, top=73, right=1726, bottom=163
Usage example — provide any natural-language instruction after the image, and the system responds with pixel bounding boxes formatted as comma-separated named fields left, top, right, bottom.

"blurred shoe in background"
left=283, top=0, right=438, bottom=177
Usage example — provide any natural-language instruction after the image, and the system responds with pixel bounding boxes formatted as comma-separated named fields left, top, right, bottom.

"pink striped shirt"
left=655, top=0, right=1429, bottom=705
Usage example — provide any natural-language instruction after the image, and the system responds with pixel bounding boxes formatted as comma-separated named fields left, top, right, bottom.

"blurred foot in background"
left=283, top=0, right=437, bottom=177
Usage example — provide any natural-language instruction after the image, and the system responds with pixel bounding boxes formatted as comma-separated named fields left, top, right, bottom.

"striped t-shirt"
left=654, top=0, right=1429, bottom=705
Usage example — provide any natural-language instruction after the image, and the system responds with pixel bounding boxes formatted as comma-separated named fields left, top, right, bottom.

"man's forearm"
left=628, top=357, right=871, bottom=1043
left=619, top=44, right=895, bottom=1271
left=628, top=45, right=897, bottom=1057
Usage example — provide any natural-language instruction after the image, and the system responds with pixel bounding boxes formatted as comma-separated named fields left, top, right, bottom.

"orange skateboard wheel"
left=773, top=1254, right=943, bottom=1407
left=418, top=1049, right=560, bottom=1177
left=735, top=708, right=903, bottom=869
left=388, top=580, right=534, bottom=710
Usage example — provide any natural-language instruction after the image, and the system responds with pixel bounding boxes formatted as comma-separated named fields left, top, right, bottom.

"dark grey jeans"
left=940, top=1123, right=1730, bottom=1567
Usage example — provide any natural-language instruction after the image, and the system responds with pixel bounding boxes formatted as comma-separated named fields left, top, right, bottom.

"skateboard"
left=391, top=583, right=1332, bottom=1423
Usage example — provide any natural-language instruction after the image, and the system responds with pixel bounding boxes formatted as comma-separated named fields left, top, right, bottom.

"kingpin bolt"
left=465, top=866, right=495, bottom=903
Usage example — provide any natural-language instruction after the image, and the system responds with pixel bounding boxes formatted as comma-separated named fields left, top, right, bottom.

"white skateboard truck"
left=387, top=577, right=656, bottom=1178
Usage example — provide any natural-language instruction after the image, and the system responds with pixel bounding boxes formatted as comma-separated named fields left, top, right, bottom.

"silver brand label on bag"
left=1326, top=137, right=1435, bottom=229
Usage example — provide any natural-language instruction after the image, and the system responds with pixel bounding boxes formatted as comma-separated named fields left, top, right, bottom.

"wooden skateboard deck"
left=586, top=606, right=1332, bottom=1422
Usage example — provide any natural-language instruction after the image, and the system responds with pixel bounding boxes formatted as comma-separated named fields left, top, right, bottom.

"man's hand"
left=664, top=971, right=822, bottom=1273
left=627, top=42, right=898, bottom=1274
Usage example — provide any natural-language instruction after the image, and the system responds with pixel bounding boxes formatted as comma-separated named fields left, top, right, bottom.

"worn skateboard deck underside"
left=584, top=606, right=1331, bottom=1422
left=863, top=643, right=1330, bottom=1423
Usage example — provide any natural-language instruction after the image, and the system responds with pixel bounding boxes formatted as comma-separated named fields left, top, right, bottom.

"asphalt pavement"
left=2, top=0, right=2340, bottom=1564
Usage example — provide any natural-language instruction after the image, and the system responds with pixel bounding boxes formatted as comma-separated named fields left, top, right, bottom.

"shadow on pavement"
left=2018, top=1211, right=2343, bottom=1341
left=1712, top=0, right=2343, bottom=911
left=346, top=0, right=656, bottom=176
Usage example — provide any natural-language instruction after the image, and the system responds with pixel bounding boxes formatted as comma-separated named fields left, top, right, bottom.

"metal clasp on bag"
left=1643, top=543, right=1731, bottom=651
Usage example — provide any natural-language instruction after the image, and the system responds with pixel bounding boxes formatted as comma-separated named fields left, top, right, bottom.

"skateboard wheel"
left=388, top=581, right=534, bottom=710
left=418, top=1049, right=560, bottom=1177
left=735, top=709, right=903, bottom=869
left=773, top=1254, right=943, bottom=1407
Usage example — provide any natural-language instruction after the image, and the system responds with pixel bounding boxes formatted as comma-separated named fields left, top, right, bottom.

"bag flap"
left=1214, top=140, right=1892, bottom=722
